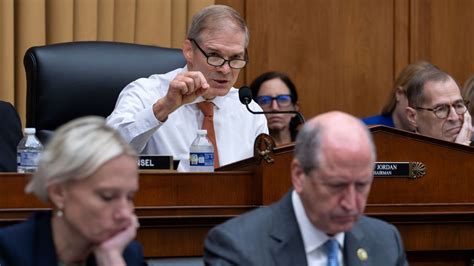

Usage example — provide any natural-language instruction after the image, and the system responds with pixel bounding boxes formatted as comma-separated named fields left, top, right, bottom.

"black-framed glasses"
left=190, top=39, right=248, bottom=69
left=414, top=100, right=470, bottom=119
left=256, top=95, right=293, bottom=107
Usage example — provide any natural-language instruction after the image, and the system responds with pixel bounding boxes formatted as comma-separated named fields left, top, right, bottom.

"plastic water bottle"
left=189, top=129, right=214, bottom=172
left=17, top=128, right=43, bottom=173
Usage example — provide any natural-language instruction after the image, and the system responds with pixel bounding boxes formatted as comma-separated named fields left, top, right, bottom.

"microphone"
left=238, top=86, right=305, bottom=123
left=239, top=86, right=253, bottom=105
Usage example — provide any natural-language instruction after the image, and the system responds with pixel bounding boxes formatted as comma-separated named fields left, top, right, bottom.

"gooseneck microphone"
left=238, top=86, right=253, bottom=105
left=238, top=86, right=305, bottom=124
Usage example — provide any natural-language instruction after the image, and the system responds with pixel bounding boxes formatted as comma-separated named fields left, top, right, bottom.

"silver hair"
left=25, top=116, right=137, bottom=202
left=294, top=119, right=376, bottom=174
left=406, top=64, right=452, bottom=107
left=294, top=123, right=323, bottom=174
left=187, top=5, right=249, bottom=48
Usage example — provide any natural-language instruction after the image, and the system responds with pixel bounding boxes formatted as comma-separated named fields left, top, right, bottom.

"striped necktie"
left=324, top=238, right=339, bottom=266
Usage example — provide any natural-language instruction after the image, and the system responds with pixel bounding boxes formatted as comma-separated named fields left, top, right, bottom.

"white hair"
left=25, top=116, right=137, bottom=202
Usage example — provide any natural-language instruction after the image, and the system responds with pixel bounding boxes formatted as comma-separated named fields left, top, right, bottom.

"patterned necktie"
left=324, top=239, right=339, bottom=266
left=197, top=101, right=219, bottom=167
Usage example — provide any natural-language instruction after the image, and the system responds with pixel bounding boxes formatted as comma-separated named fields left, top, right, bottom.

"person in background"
left=363, top=61, right=435, bottom=131
left=204, top=111, right=408, bottom=265
left=250, top=71, right=301, bottom=146
left=0, top=101, right=22, bottom=172
left=107, top=5, right=268, bottom=171
left=462, top=75, right=474, bottom=137
left=0, top=116, right=144, bottom=265
left=406, top=65, right=472, bottom=145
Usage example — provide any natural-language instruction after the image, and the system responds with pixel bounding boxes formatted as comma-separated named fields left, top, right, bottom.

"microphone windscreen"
left=238, top=86, right=253, bottom=105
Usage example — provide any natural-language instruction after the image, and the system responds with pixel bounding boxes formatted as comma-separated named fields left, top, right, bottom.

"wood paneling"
left=411, top=0, right=474, bottom=85
left=217, top=0, right=474, bottom=120
left=244, top=0, right=395, bottom=118
left=394, top=0, right=410, bottom=77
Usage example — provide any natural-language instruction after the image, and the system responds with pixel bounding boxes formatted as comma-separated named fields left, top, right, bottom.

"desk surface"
left=0, top=126, right=473, bottom=264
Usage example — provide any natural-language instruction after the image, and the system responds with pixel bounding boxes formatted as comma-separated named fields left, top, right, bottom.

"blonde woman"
left=0, top=116, right=144, bottom=265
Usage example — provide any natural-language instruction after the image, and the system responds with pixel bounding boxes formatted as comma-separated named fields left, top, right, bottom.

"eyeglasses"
left=190, top=39, right=248, bottom=69
left=256, top=95, right=293, bottom=107
left=414, top=100, right=470, bottom=119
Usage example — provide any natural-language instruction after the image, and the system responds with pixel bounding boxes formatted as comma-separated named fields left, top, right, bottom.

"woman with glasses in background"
left=250, top=71, right=301, bottom=146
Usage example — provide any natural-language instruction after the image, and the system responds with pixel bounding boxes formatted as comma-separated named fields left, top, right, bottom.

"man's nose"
left=447, top=105, right=461, bottom=121
left=270, top=99, right=280, bottom=110
left=216, top=62, right=231, bottom=74
left=340, top=186, right=357, bottom=211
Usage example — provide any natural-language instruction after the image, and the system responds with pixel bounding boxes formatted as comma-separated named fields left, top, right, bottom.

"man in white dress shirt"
left=204, top=111, right=409, bottom=266
left=107, top=5, right=268, bottom=171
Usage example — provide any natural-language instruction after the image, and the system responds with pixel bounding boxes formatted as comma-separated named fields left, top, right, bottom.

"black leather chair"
left=24, top=41, right=186, bottom=143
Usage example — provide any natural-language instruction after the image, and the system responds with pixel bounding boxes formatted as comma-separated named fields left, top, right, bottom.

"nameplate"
left=373, top=162, right=426, bottom=179
left=138, top=155, right=173, bottom=170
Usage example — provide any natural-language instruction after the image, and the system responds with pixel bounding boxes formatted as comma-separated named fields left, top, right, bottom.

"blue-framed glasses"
left=256, top=95, right=293, bottom=107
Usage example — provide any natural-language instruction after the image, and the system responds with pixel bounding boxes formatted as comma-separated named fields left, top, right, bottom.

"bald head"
left=294, top=111, right=376, bottom=174
left=292, top=111, right=377, bottom=234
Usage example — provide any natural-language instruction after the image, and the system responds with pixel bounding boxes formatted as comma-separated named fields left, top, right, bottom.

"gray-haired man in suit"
left=204, top=111, right=408, bottom=266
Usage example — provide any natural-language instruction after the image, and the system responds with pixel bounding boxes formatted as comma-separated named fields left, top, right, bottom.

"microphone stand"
left=243, top=103, right=306, bottom=124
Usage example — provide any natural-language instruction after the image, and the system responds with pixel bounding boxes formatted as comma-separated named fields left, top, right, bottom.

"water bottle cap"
left=197, top=129, right=207, bottom=135
left=24, top=128, right=36, bottom=134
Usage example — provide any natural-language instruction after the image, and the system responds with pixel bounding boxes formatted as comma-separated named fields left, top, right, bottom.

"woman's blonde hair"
left=26, top=116, right=136, bottom=202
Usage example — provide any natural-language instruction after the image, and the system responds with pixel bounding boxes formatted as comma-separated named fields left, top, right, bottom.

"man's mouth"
left=268, top=116, right=284, bottom=122
left=333, top=215, right=357, bottom=223
left=446, top=126, right=461, bottom=134
left=212, top=79, right=228, bottom=84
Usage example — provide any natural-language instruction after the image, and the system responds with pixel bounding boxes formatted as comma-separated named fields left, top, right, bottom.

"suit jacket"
left=0, top=211, right=145, bottom=266
left=204, top=191, right=408, bottom=266
left=0, top=101, right=22, bottom=172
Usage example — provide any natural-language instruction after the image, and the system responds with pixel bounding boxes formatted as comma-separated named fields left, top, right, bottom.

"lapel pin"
left=357, top=248, right=368, bottom=261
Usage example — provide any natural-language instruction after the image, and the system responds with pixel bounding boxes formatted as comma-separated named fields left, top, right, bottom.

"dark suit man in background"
left=0, top=101, right=22, bottom=172
left=204, top=111, right=408, bottom=266
left=405, top=65, right=472, bottom=146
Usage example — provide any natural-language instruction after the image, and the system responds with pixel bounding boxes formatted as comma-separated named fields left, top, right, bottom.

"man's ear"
left=291, top=159, right=305, bottom=193
left=48, top=183, right=66, bottom=210
left=183, top=39, right=194, bottom=67
left=406, top=106, right=418, bottom=131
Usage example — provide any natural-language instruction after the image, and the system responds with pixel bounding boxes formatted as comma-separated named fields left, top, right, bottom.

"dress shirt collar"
left=292, top=190, right=345, bottom=254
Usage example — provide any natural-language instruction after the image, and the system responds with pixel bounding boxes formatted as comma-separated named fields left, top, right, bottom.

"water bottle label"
left=18, top=152, right=41, bottom=167
left=189, top=152, right=214, bottom=166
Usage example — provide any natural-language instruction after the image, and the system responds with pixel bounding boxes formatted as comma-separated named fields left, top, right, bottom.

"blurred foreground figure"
left=204, top=111, right=408, bottom=266
left=0, top=116, right=144, bottom=266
